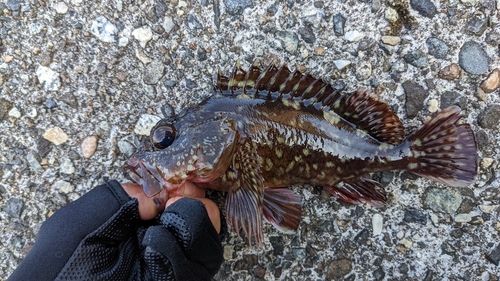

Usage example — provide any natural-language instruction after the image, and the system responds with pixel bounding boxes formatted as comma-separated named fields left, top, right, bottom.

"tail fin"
left=407, top=106, right=478, bottom=187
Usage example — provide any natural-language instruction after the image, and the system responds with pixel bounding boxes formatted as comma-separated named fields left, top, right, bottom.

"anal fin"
left=325, top=177, right=386, bottom=208
left=263, top=187, right=302, bottom=234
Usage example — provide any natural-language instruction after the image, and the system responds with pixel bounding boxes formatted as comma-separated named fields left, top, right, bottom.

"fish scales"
left=126, top=61, right=478, bottom=245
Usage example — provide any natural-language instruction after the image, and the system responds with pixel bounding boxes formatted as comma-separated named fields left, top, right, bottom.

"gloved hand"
left=8, top=181, right=225, bottom=281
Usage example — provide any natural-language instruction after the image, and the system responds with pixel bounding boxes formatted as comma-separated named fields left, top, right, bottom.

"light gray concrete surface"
left=1, top=0, right=499, bottom=280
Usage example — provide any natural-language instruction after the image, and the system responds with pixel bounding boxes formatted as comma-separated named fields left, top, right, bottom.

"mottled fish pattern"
left=126, top=62, right=478, bottom=245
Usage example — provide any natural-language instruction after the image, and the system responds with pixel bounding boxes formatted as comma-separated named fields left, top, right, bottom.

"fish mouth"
left=125, top=154, right=165, bottom=198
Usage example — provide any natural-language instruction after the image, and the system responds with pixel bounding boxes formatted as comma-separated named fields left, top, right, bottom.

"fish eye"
left=151, top=123, right=176, bottom=149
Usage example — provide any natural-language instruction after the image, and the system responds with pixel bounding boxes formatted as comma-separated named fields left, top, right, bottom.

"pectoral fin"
left=263, top=187, right=302, bottom=234
left=225, top=142, right=264, bottom=245
left=324, top=177, right=386, bottom=208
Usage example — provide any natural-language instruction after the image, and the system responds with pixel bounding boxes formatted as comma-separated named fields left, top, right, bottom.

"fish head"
left=125, top=116, right=238, bottom=204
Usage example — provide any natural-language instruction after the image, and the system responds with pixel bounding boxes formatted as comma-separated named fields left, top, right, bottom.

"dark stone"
left=441, top=241, right=456, bottom=255
left=474, top=129, right=488, bottom=149
left=4, top=197, right=24, bottom=218
left=6, top=0, right=23, bottom=10
left=0, top=98, right=13, bottom=121
left=398, top=263, right=409, bottom=274
left=184, top=78, right=198, bottom=89
left=403, top=207, right=427, bottom=225
left=314, top=1, right=324, bottom=8
left=45, top=98, right=58, bottom=109
left=96, top=62, right=107, bottom=75
left=354, top=228, right=369, bottom=245
left=477, top=104, right=500, bottom=130
left=465, top=16, right=488, bottom=36
left=410, top=0, right=437, bottom=18
left=326, top=258, right=352, bottom=281
left=373, top=267, right=385, bottom=280
left=426, top=37, right=449, bottom=59
left=266, top=3, right=278, bottom=15
left=424, top=270, right=434, bottom=281
left=403, top=50, right=428, bottom=68
left=269, top=236, right=284, bottom=255
left=332, top=13, right=346, bottom=36
left=155, top=2, right=167, bottom=18
left=458, top=41, right=489, bottom=75
left=164, top=80, right=177, bottom=87
left=298, top=25, right=316, bottom=44
left=402, top=81, right=428, bottom=118
left=59, top=93, right=78, bottom=108
left=440, top=91, right=459, bottom=109
left=449, top=228, right=463, bottom=238
left=486, top=243, right=500, bottom=265
left=253, top=265, right=266, bottom=278
left=224, top=0, right=253, bottom=15
left=36, top=137, right=52, bottom=157
left=358, top=38, right=376, bottom=51
left=187, top=14, right=203, bottom=29
left=233, top=254, right=258, bottom=270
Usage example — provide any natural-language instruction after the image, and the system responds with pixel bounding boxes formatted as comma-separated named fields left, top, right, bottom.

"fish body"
left=126, top=62, right=478, bottom=244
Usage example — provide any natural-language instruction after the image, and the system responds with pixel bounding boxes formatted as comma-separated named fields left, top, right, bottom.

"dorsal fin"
left=215, top=62, right=405, bottom=145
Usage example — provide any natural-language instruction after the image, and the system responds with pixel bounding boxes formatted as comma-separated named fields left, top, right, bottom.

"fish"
left=125, top=61, right=478, bottom=245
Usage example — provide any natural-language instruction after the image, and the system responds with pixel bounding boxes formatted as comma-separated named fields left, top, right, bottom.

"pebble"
left=132, top=26, right=153, bottom=48
left=269, top=236, right=284, bottom=255
left=480, top=158, right=494, bottom=170
left=8, top=107, right=21, bottom=118
left=91, top=16, right=118, bottom=43
left=54, top=2, right=68, bottom=14
left=45, top=98, right=57, bottom=109
left=276, top=31, right=299, bottom=54
left=438, top=63, right=461, bottom=80
left=401, top=238, right=413, bottom=248
left=60, top=158, right=75, bottom=174
left=454, top=213, right=472, bottom=223
left=4, top=55, right=14, bottom=63
left=326, top=258, right=352, bottom=281
left=385, top=7, right=399, bottom=24
left=403, top=207, right=427, bottom=225
left=53, top=180, right=74, bottom=194
left=465, top=16, right=487, bottom=36
left=81, top=136, right=98, bottom=158
left=477, top=104, right=500, bottom=130
left=402, top=81, right=428, bottom=118
left=334, top=60, right=351, bottom=70
left=427, top=99, right=439, bottom=113
left=187, top=14, right=203, bottom=30
left=224, top=0, right=253, bottom=15
left=118, top=140, right=135, bottom=157
left=4, top=198, right=24, bottom=218
left=184, top=78, right=198, bottom=89
left=134, top=114, right=162, bottom=135
left=381, top=36, right=400, bottom=46
left=410, top=0, right=437, bottom=18
left=344, top=30, right=364, bottom=42
left=143, top=60, right=165, bottom=85
left=371, top=0, right=381, bottom=12
left=460, top=0, right=481, bottom=6
left=43, top=127, right=69, bottom=145
left=423, top=187, right=463, bottom=213
left=36, top=137, right=53, bottom=157
left=97, top=121, right=110, bottom=139
left=6, top=0, right=22, bottom=10
left=480, top=69, right=500, bottom=93
left=356, top=61, right=372, bottom=80
left=163, top=16, right=176, bottom=33
left=403, top=50, right=428, bottom=68
left=233, top=254, right=258, bottom=270
left=485, top=31, right=500, bottom=47
left=26, top=151, right=43, bottom=173
left=36, top=66, right=61, bottom=92
left=372, top=213, right=383, bottom=235
left=486, top=244, right=500, bottom=266
left=223, top=244, right=234, bottom=260
left=458, top=41, right=489, bottom=75
left=332, top=13, right=346, bottom=36
left=298, top=25, right=316, bottom=44
left=426, top=37, right=449, bottom=59
left=26, top=107, right=38, bottom=117
left=358, top=38, right=376, bottom=51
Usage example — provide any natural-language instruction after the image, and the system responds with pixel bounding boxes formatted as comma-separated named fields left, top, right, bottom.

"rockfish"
left=126, top=62, right=478, bottom=244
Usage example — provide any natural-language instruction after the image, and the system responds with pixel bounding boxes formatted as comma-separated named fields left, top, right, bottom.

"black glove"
left=8, top=180, right=225, bottom=281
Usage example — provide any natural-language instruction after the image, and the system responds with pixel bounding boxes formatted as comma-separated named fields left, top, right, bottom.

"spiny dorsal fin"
left=215, top=62, right=405, bottom=145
